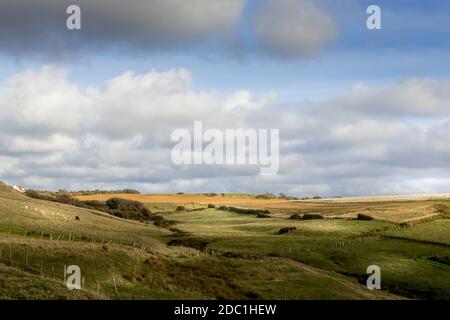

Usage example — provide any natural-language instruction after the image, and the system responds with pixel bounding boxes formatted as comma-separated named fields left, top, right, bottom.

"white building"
left=12, top=185, right=26, bottom=193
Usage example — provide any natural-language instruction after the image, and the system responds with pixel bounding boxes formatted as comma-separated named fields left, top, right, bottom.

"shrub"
left=24, top=190, right=53, bottom=201
left=72, top=189, right=140, bottom=196
left=434, top=204, right=450, bottom=216
left=175, top=206, right=186, bottom=212
left=302, top=214, right=323, bottom=220
left=82, top=200, right=108, bottom=210
left=227, top=206, right=271, bottom=216
left=278, top=227, right=296, bottom=234
left=55, top=193, right=75, bottom=205
left=356, top=214, right=374, bottom=221
left=399, top=222, right=412, bottom=228
left=167, top=238, right=209, bottom=251
left=256, top=213, right=271, bottom=218
left=429, top=256, right=450, bottom=266
left=208, top=204, right=216, bottom=209
left=106, top=198, right=152, bottom=220
left=204, top=193, right=217, bottom=197
left=289, top=214, right=302, bottom=220
left=25, top=190, right=44, bottom=199
left=255, top=193, right=276, bottom=199
left=154, top=217, right=176, bottom=228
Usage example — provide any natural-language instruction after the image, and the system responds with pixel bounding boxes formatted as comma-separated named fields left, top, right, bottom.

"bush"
left=25, top=190, right=57, bottom=202
left=204, top=193, right=217, bottom=197
left=154, top=217, right=176, bottom=228
left=356, top=214, right=374, bottom=221
left=55, top=193, right=75, bottom=205
left=399, top=222, right=412, bottom=228
left=256, top=213, right=271, bottom=218
left=208, top=204, right=216, bottom=209
left=278, top=227, right=296, bottom=234
left=302, top=214, right=323, bottom=220
left=227, top=206, right=271, bottom=216
left=175, top=206, right=186, bottom=212
left=289, top=213, right=302, bottom=220
left=255, top=193, right=276, bottom=199
left=72, top=189, right=140, bottom=196
left=434, top=204, right=450, bottom=216
left=25, top=190, right=45, bottom=200
left=106, top=198, right=152, bottom=220
left=167, top=238, right=209, bottom=251
left=83, top=200, right=108, bottom=210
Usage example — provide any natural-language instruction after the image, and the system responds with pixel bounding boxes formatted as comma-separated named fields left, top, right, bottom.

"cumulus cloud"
left=319, top=79, right=450, bottom=118
left=252, top=0, right=338, bottom=58
left=0, top=66, right=449, bottom=196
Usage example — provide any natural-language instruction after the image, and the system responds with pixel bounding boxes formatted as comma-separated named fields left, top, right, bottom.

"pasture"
left=0, top=182, right=449, bottom=299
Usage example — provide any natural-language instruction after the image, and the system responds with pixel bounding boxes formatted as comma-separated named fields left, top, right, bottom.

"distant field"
left=314, top=194, right=450, bottom=203
left=76, top=193, right=449, bottom=223
left=75, top=193, right=278, bottom=205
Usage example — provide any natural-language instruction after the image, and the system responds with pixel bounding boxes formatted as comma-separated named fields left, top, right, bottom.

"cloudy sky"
left=0, top=0, right=450, bottom=196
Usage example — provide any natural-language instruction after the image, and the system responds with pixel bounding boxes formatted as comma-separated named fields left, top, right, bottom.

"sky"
left=0, top=0, right=449, bottom=196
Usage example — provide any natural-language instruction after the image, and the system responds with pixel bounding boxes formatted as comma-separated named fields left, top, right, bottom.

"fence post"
left=112, top=275, right=119, bottom=299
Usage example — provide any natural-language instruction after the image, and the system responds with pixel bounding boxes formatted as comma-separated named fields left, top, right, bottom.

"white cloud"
left=5, top=134, right=78, bottom=153
left=0, top=66, right=449, bottom=196
left=322, top=78, right=450, bottom=118
left=0, top=66, right=88, bottom=134
left=223, top=90, right=277, bottom=111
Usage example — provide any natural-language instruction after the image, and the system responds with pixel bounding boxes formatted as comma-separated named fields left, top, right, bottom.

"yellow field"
left=75, top=193, right=279, bottom=205
left=76, top=192, right=449, bottom=223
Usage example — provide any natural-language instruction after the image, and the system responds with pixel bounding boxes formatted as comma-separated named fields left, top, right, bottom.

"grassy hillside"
left=1, top=182, right=448, bottom=299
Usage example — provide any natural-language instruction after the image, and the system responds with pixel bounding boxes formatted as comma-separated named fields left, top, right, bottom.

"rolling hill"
left=2, top=181, right=449, bottom=299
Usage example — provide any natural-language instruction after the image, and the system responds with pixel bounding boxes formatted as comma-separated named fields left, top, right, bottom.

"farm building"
left=12, top=185, right=26, bottom=193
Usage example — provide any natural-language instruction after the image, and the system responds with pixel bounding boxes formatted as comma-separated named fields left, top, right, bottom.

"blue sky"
left=0, top=0, right=449, bottom=196
left=1, top=0, right=449, bottom=98
left=1, top=0, right=449, bottom=99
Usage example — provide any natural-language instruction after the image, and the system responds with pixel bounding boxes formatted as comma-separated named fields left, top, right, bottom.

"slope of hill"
left=0, top=181, right=427, bottom=300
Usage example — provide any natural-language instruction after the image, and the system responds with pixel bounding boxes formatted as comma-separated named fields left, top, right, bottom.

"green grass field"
left=0, top=181, right=449, bottom=300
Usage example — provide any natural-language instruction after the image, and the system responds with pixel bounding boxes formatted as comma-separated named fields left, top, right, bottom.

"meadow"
left=0, top=182, right=449, bottom=300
